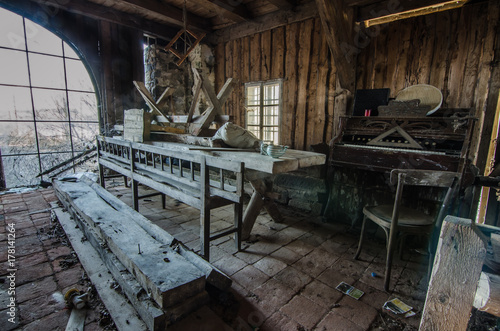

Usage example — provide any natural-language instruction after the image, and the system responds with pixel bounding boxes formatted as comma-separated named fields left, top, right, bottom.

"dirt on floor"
left=369, top=308, right=499, bottom=331
left=51, top=214, right=117, bottom=330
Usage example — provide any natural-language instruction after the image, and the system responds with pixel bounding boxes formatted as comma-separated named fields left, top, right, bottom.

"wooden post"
left=474, top=271, right=500, bottom=317
left=129, top=144, right=139, bottom=212
left=200, top=157, right=210, bottom=261
left=97, top=142, right=105, bottom=189
left=234, top=165, right=244, bottom=252
left=0, top=148, right=6, bottom=190
left=419, top=216, right=486, bottom=331
left=241, top=179, right=268, bottom=240
left=315, top=0, right=355, bottom=93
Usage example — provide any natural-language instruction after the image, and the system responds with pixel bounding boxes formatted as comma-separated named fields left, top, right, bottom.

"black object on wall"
left=352, top=88, right=390, bottom=116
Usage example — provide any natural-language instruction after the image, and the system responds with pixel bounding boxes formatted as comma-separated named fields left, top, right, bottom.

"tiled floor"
left=0, top=182, right=432, bottom=330
left=105, top=180, right=430, bottom=331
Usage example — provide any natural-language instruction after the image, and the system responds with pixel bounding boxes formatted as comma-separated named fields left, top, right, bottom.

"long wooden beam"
left=114, top=0, right=211, bottom=32
left=315, top=0, right=356, bottom=92
left=203, top=0, right=253, bottom=23
left=266, top=0, right=296, bottom=10
left=4, top=0, right=179, bottom=40
left=207, top=0, right=318, bottom=44
left=420, top=216, right=486, bottom=330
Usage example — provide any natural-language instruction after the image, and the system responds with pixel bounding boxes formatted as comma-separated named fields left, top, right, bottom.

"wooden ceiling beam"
left=208, top=0, right=317, bottom=43
left=343, top=0, right=379, bottom=6
left=17, top=0, right=179, bottom=40
left=202, top=0, right=253, bottom=23
left=118, top=0, right=210, bottom=32
left=266, top=0, right=297, bottom=10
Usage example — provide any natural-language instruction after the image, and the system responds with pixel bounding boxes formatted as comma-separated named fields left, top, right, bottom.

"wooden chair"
left=354, top=169, right=459, bottom=291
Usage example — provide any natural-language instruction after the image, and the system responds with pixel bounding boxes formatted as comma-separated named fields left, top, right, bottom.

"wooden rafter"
left=16, top=0, right=178, bottom=40
left=208, top=0, right=318, bottom=43
left=116, top=0, right=210, bottom=32
left=315, top=0, right=356, bottom=92
left=202, top=0, right=253, bottom=23
left=266, top=0, right=296, bottom=10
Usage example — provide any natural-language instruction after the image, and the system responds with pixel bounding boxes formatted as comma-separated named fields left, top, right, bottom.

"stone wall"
left=272, top=166, right=328, bottom=216
left=144, top=43, right=215, bottom=117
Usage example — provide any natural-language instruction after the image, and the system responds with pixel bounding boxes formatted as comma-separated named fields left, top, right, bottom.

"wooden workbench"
left=149, top=141, right=327, bottom=239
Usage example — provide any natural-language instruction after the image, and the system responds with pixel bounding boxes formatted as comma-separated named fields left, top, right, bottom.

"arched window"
left=0, top=7, right=99, bottom=189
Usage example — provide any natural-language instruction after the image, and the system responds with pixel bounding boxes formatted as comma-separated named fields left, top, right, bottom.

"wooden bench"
left=97, top=136, right=244, bottom=260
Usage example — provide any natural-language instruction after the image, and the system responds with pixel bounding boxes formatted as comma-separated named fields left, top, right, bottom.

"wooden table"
left=150, top=141, right=327, bottom=239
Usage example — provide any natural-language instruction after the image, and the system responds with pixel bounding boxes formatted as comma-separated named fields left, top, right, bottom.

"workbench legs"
left=241, top=179, right=283, bottom=240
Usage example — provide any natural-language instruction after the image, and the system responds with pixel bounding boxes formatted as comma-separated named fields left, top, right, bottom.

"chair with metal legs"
left=354, top=169, right=458, bottom=291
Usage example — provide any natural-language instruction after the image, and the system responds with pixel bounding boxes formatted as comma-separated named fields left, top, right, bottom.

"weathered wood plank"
left=232, top=38, right=243, bottom=126
left=224, top=41, right=233, bottom=117
left=53, top=205, right=165, bottom=331
left=215, top=42, right=225, bottom=93
left=371, top=24, right=388, bottom=89
left=428, top=11, right=452, bottom=91
left=460, top=4, right=483, bottom=109
left=394, top=19, right=412, bottom=91
left=416, top=15, right=436, bottom=84
left=294, top=19, right=314, bottom=150
left=261, top=29, right=272, bottom=81
left=405, top=17, right=421, bottom=86
left=312, top=25, right=329, bottom=145
left=241, top=36, right=251, bottom=86
left=305, top=18, right=323, bottom=147
left=384, top=22, right=399, bottom=96
left=474, top=0, right=500, bottom=170
left=282, top=22, right=298, bottom=147
left=250, top=33, right=261, bottom=82
left=80, top=170, right=233, bottom=291
left=326, top=50, right=336, bottom=140
left=419, top=216, right=486, bottom=330
left=271, top=26, right=285, bottom=80
left=446, top=9, right=467, bottom=107
left=53, top=180, right=206, bottom=309
left=315, top=0, right=355, bottom=92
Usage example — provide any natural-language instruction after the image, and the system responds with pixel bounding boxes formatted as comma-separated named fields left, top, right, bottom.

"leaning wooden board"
left=53, top=179, right=206, bottom=309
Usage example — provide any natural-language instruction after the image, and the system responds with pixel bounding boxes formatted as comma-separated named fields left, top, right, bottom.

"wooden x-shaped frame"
left=133, top=70, right=235, bottom=135
left=190, top=69, right=236, bottom=136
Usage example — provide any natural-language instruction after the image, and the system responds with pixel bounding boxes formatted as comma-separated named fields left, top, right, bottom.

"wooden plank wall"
left=356, top=1, right=499, bottom=166
left=214, top=1, right=499, bottom=158
left=215, top=17, right=336, bottom=150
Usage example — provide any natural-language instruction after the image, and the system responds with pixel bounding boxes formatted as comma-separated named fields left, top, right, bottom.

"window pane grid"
left=0, top=9, right=99, bottom=188
left=245, top=81, right=281, bottom=144
left=0, top=82, right=98, bottom=94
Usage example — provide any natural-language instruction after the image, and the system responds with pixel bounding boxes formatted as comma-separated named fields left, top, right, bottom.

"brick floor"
left=103, top=183, right=435, bottom=330
left=0, top=189, right=112, bottom=330
left=0, top=182, right=440, bottom=330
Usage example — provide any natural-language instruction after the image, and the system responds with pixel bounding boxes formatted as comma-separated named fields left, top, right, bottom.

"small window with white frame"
left=245, top=80, right=282, bottom=144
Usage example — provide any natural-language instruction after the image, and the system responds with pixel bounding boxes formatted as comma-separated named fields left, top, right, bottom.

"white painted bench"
left=97, top=135, right=244, bottom=260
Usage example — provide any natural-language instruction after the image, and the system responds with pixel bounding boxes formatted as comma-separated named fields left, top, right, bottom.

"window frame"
left=244, top=79, right=282, bottom=144
left=0, top=7, right=100, bottom=188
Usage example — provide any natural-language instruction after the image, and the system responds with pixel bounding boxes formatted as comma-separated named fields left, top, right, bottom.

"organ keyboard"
left=329, top=109, right=475, bottom=174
